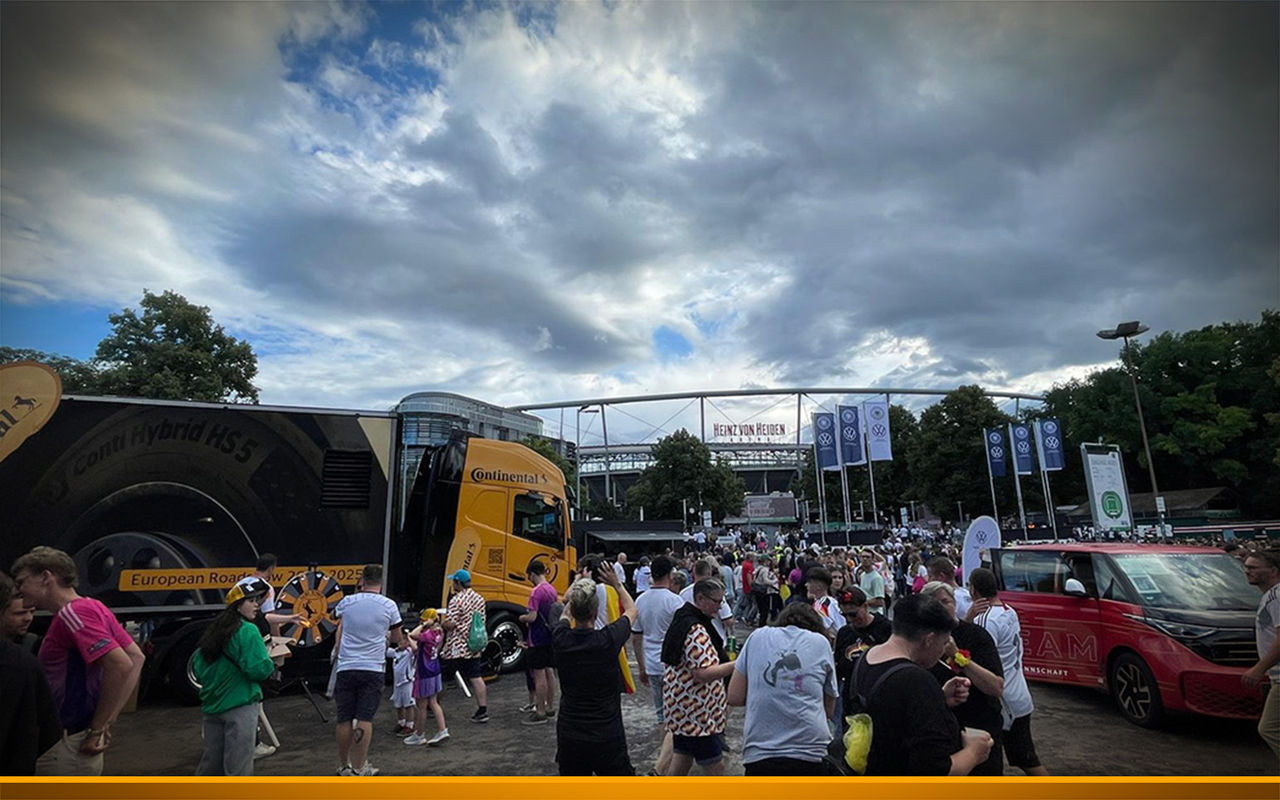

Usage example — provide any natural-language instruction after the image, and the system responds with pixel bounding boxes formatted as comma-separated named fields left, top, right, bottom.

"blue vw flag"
left=1035, top=418, right=1065, bottom=471
left=837, top=405, right=866, bottom=466
left=1009, top=422, right=1035, bottom=475
left=813, top=412, right=840, bottom=471
left=985, top=428, right=1007, bottom=478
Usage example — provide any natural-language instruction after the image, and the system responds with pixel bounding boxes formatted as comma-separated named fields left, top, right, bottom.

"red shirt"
left=742, top=561, right=755, bottom=593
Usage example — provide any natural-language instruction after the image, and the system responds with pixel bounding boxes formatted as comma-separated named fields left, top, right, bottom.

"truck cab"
left=395, top=432, right=575, bottom=671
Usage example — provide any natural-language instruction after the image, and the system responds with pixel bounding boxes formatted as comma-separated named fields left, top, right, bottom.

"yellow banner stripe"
left=116, top=565, right=366, bottom=592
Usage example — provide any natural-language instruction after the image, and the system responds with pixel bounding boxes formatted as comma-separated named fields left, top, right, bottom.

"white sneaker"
left=353, top=762, right=380, bottom=776
left=427, top=728, right=450, bottom=746
left=404, top=733, right=427, bottom=746
left=253, top=743, right=277, bottom=759
left=337, top=764, right=354, bottom=776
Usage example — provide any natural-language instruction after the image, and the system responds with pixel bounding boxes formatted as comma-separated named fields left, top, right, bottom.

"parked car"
left=989, top=543, right=1262, bottom=727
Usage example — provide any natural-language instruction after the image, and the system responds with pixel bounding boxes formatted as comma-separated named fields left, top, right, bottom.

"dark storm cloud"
left=684, top=1, right=1280, bottom=387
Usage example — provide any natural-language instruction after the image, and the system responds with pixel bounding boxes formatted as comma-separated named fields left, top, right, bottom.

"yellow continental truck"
left=0, top=389, right=575, bottom=702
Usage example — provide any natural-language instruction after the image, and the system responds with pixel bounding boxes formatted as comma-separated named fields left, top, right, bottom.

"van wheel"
left=167, top=634, right=202, bottom=706
left=1110, top=653, right=1163, bottom=728
left=489, top=613, right=526, bottom=674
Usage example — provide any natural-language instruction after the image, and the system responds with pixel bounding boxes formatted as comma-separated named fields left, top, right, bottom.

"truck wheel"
left=167, top=633, right=203, bottom=706
left=1110, top=652, right=1163, bottom=728
left=488, top=613, right=526, bottom=674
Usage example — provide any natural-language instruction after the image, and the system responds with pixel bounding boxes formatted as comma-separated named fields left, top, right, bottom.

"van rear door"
left=995, top=548, right=1103, bottom=686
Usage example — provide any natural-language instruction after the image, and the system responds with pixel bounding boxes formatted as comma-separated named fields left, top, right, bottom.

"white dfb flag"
left=863, top=400, right=893, bottom=461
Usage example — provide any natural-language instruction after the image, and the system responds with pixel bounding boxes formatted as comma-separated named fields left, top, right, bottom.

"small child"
left=388, top=634, right=416, bottom=736
left=405, top=608, right=449, bottom=746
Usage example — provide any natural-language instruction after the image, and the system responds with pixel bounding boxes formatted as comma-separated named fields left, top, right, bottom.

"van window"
left=513, top=492, right=563, bottom=550
left=999, top=550, right=1066, bottom=593
left=1092, top=554, right=1137, bottom=603
left=1109, top=552, right=1257, bottom=611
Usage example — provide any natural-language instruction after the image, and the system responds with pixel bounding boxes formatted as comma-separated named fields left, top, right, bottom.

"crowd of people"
left=2, top=534, right=1277, bottom=776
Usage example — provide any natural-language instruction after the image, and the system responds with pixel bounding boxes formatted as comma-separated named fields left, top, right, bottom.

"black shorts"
left=556, top=736, right=635, bottom=776
left=672, top=732, right=725, bottom=766
left=333, top=670, right=383, bottom=722
left=526, top=645, right=553, bottom=670
left=744, top=757, right=827, bottom=776
left=1003, top=714, right=1042, bottom=769
left=442, top=657, right=482, bottom=680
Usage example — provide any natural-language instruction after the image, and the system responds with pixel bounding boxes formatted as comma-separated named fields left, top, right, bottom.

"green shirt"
left=192, top=618, right=275, bottom=715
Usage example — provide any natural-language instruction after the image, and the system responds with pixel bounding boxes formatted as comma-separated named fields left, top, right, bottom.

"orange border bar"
left=1, top=777, right=1276, bottom=800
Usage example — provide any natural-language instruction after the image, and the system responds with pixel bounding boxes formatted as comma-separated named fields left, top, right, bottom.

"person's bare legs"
left=414, top=698, right=429, bottom=734
left=702, top=758, right=725, bottom=776
left=335, top=720, right=353, bottom=766
left=655, top=730, right=674, bottom=774
left=428, top=695, right=446, bottom=733
left=470, top=676, right=487, bottom=710
left=349, top=720, right=373, bottom=768
left=667, top=752, right=694, bottom=776
left=532, top=668, right=549, bottom=714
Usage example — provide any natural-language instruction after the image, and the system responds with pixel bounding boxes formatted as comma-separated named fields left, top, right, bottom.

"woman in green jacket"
left=194, top=578, right=276, bottom=775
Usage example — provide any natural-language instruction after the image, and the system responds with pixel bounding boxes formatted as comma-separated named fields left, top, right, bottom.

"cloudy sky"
left=2, top=1, right=1276, bottom=444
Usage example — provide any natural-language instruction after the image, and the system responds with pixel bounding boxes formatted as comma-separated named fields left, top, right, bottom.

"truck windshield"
left=1110, top=553, right=1258, bottom=611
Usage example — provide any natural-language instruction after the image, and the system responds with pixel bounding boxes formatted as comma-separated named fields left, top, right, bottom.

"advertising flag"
left=1009, top=423, right=1034, bottom=475
left=813, top=412, right=840, bottom=471
left=1081, top=443, right=1133, bottom=531
left=1034, top=418, right=1065, bottom=471
left=837, top=405, right=866, bottom=466
left=863, top=400, right=893, bottom=461
left=985, top=428, right=1007, bottom=478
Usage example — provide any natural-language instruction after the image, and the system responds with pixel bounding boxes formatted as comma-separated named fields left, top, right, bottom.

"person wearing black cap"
left=193, top=578, right=276, bottom=775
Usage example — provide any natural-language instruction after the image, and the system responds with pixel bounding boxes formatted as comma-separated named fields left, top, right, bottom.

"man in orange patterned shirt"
left=660, top=579, right=736, bottom=775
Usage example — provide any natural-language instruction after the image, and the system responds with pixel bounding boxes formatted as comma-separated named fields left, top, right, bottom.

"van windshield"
left=1110, top=553, right=1258, bottom=611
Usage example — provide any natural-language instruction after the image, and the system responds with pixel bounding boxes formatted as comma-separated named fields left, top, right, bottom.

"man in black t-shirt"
left=850, top=594, right=993, bottom=775
left=834, top=587, right=894, bottom=694
left=920, top=582, right=1005, bottom=776
left=0, top=573, right=60, bottom=774
left=551, top=564, right=639, bottom=776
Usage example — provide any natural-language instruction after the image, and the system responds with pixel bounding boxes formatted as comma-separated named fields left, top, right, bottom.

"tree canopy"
left=625, top=429, right=745, bottom=522
left=0, top=290, right=260, bottom=403
left=95, top=290, right=259, bottom=402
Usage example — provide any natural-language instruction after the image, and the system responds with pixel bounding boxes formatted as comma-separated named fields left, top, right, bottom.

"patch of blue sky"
left=0, top=300, right=116, bottom=360
left=689, top=311, right=735, bottom=338
left=653, top=326, right=693, bottom=361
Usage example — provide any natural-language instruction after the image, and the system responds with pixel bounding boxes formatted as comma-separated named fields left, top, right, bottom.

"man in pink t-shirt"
left=12, top=547, right=145, bottom=776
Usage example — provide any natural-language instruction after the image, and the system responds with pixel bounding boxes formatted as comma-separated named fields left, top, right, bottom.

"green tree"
left=94, top=290, right=259, bottom=403
left=625, top=429, right=745, bottom=522
left=906, top=385, right=1028, bottom=524
left=0, top=347, right=102, bottom=394
left=1043, top=311, right=1279, bottom=517
left=520, top=435, right=576, bottom=489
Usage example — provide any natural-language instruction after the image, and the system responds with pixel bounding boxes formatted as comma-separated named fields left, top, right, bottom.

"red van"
left=989, top=543, right=1263, bottom=727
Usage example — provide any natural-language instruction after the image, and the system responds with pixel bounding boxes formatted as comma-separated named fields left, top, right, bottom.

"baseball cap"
left=447, top=569, right=471, bottom=584
left=226, top=578, right=270, bottom=606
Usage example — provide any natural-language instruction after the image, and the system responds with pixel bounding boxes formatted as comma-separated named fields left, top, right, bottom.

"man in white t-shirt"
left=969, top=567, right=1047, bottom=776
left=613, top=553, right=629, bottom=587
left=332, top=564, right=402, bottom=776
left=634, top=557, right=652, bottom=594
left=1243, top=550, right=1280, bottom=757
left=632, top=555, right=685, bottom=775
left=804, top=566, right=845, bottom=638
left=855, top=551, right=886, bottom=615
left=927, top=555, right=972, bottom=619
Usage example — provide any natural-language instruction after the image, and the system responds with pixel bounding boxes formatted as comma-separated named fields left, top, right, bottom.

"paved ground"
left=101, top=641, right=1278, bottom=777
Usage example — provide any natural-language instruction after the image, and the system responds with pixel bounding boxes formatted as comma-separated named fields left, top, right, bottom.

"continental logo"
left=470, top=467, right=547, bottom=485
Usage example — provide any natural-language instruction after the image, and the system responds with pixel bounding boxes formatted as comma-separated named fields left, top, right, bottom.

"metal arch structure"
left=510, top=386, right=1046, bottom=507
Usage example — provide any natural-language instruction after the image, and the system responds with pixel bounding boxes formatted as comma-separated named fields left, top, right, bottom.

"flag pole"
left=812, top=442, right=827, bottom=535
left=865, top=413, right=879, bottom=528
left=984, top=429, right=999, bottom=520
left=1009, top=423, right=1028, bottom=538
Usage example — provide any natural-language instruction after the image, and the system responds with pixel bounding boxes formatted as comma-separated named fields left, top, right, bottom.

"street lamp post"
left=1097, top=321, right=1165, bottom=536
left=577, top=405, right=599, bottom=517
left=956, top=500, right=964, bottom=526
